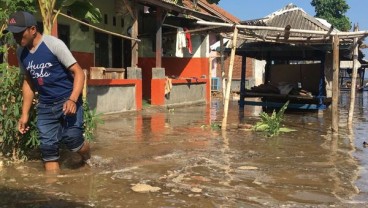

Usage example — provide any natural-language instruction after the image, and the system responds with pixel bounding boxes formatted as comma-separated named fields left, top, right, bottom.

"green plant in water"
left=83, top=99, right=104, bottom=141
left=253, top=101, right=296, bottom=137
left=0, top=65, right=39, bottom=161
left=200, top=123, right=221, bottom=130
left=210, top=123, right=221, bottom=130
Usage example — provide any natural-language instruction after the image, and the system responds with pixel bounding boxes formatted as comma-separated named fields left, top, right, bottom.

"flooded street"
left=1, top=91, right=368, bottom=207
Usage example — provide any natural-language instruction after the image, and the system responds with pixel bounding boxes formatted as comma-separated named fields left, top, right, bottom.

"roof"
left=240, top=4, right=335, bottom=39
left=231, top=4, right=355, bottom=61
left=139, top=0, right=239, bottom=23
left=195, top=0, right=240, bottom=23
left=137, top=0, right=223, bottom=22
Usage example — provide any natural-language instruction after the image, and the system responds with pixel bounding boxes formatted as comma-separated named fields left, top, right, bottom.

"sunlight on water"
left=1, top=95, right=368, bottom=207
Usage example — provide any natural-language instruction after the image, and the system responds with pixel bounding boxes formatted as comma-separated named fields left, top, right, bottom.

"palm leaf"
left=63, top=0, right=102, bottom=23
left=279, top=127, right=297, bottom=133
left=276, top=100, right=289, bottom=119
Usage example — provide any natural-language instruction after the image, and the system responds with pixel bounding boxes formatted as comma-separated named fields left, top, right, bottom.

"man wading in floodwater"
left=3, top=11, right=91, bottom=173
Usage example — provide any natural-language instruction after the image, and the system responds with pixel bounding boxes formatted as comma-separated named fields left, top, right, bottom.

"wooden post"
left=156, top=7, right=163, bottom=68
left=332, top=35, right=340, bottom=133
left=222, top=27, right=238, bottom=129
left=131, top=1, right=138, bottom=67
left=207, top=33, right=212, bottom=105
left=220, top=37, right=226, bottom=101
left=239, top=56, right=246, bottom=108
left=348, top=25, right=359, bottom=125
left=83, top=69, right=88, bottom=100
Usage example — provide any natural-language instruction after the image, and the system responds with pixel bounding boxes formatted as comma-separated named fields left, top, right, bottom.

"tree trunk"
left=38, top=0, right=56, bottom=35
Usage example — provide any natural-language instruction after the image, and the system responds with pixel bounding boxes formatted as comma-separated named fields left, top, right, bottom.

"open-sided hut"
left=233, top=4, right=362, bottom=110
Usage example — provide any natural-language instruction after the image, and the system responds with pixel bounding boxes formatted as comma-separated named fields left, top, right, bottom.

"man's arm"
left=68, top=62, right=85, bottom=102
left=19, top=73, right=34, bottom=134
left=62, top=63, right=85, bottom=115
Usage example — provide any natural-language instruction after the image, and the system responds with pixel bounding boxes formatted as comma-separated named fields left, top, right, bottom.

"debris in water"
left=238, top=166, right=258, bottom=170
left=191, top=187, right=202, bottom=193
left=191, top=175, right=211, bottom=182
left=131, top=184, right=161, bottom=193
left=8, top=178, right=16, bottom=183
left=363, top=141, right=368, bottom=148
left=171, top=189, right=181, bottom=193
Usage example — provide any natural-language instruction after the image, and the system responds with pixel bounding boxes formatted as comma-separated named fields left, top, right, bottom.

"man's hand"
left=19, top=114, right=30, bottom=134
left=63, top=99, right=77, bottom=115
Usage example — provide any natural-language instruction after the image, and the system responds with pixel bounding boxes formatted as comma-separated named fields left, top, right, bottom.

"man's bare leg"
left=44, top=161, right=60, bottom=174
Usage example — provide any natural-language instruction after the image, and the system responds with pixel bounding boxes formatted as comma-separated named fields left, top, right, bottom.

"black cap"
left=3, top=11, right=37, bottom=34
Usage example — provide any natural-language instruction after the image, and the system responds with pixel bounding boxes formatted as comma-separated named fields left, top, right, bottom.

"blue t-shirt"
left=17, top=35, right=77, bottom=104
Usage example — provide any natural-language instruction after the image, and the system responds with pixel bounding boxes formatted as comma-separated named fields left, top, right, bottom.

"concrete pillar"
left=152, top=67, right=165, bottom=79
left=127, top=67, right=142, bottom=79
left=126, top=67, right=142, bottom=110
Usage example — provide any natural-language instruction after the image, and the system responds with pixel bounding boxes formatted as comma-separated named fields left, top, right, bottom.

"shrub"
left=0, top=64, right=39, bottom=161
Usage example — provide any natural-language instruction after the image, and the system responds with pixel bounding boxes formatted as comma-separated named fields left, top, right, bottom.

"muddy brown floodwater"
left=1, top=91, right=368, bottom=207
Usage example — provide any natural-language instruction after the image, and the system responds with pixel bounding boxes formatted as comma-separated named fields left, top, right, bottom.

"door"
left=95, top=31, right=109, bottom=67
left=123, top=39, right=132, bottom=69
left=112, top=36, right=122, bottom=68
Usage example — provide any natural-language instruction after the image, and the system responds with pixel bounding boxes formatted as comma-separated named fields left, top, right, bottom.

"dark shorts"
left=37, top=98, right=84, bottom=162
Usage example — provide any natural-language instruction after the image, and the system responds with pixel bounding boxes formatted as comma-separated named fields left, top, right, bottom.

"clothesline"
left=162, top=24, right=222, bottom=34
left=56, top=11, right=141, bottom=42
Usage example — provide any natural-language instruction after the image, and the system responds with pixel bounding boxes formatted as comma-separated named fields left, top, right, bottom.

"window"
left=121, top=18, right=124, bottom=27
left=104, top=14, right=108, bottom=24
left=113, top=16, right=116, bottom=26
left=58, top=24, right=70, bottom=48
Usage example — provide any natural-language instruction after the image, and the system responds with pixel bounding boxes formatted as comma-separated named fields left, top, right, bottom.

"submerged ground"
left=0, top=91, right=368, bottom=207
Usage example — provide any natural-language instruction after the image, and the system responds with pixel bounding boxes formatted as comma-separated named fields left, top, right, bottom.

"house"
left=5, top=0, right=240, bottom=114
left=190, top=1, right=255, bottom=93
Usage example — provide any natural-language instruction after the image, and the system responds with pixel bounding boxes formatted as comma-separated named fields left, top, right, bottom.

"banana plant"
left=38, top=0, right=102, bottom=35
left=253, top=101, right=296, bottom=137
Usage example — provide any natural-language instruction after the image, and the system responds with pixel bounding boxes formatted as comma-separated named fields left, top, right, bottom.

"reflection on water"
left=0, top=94, right=368, bottom=207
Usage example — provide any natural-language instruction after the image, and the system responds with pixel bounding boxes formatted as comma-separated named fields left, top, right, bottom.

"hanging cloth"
left=175, top=28, right=186, bottom=57
left=184, top=28, right=192, bottom=54
left=165, top=76, right=173, bottom=95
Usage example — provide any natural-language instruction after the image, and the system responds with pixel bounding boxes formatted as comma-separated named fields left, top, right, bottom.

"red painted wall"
left=72, top=51, right=94, bottom=72
left=138, top=57, right=210, bottom=100
left=7, top=48, right=93, bottom=71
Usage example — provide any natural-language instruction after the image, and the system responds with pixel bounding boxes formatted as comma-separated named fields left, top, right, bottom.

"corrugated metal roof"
left=240, top=4, right=333, bottom=38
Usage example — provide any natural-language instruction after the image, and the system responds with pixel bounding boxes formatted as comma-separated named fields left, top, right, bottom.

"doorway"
left=123, top=39, right=132, bottom=69
left=112, top=36, right=122, bottom=68
left=94, top=31, right=109, bottom=67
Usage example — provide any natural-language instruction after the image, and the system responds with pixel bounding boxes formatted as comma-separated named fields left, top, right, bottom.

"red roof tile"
left=182, top=0, right=240, bottom=23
